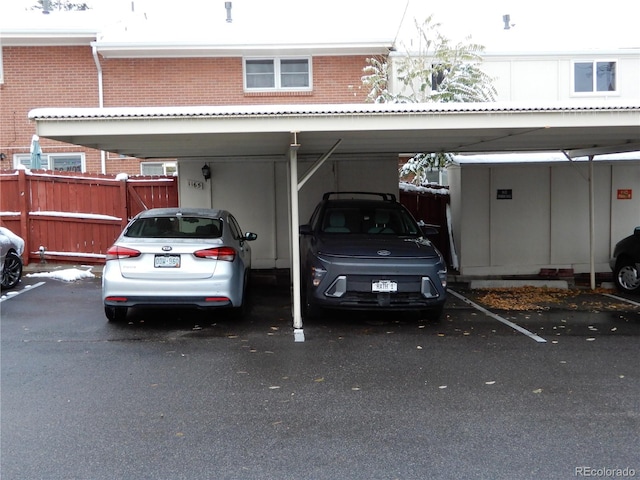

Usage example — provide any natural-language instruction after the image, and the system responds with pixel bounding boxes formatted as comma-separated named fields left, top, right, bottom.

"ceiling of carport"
left=29, top=102, right=640, bottom=159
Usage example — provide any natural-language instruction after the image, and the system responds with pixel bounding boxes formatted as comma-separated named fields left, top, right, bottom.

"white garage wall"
left=450, top=160, right=640, bottom=276
left=490, top=165, right=551, bottom=267
left=610, top=164, right=640, bottom=250
left=178, top=155, right=398, bottom=269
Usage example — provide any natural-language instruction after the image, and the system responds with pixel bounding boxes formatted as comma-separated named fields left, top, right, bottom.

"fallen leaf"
left=533, top=388, right=543, bottom=394
left=314, top=377, right=325, bottom=383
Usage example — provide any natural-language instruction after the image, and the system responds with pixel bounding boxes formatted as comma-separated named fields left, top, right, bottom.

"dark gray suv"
left=610, top=226, right=640, bottom=294
left=299, top=192, right=447, bottom=320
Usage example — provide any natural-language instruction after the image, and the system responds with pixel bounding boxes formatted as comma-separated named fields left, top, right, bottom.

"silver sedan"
left=102, top=208, right=257, bottom=321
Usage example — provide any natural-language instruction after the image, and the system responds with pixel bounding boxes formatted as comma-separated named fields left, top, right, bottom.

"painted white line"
left=603, top=293, right=640, bottom=308
left=0, top=281, right=46, bottom=303
left=449, top=289, right=547, bottom=343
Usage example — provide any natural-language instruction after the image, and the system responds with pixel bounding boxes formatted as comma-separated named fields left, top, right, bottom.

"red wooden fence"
left=0, top=169, right=178, bottom=265
left=399, top=186, right=453, bottom=267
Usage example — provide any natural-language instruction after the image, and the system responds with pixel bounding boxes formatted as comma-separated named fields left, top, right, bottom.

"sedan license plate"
left=372, top=280, right=397, bottom=293
left=154, top=254, right=180, bottom=268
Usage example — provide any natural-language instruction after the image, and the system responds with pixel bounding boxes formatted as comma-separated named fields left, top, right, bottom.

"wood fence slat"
left=0, top=170, right=178, bottom=265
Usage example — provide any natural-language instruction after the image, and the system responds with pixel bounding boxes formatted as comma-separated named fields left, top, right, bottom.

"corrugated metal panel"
left=28, top=101, right=640, bottom=120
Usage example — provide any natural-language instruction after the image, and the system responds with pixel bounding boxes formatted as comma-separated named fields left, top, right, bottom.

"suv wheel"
left=614, top=259, right=640, bottom=294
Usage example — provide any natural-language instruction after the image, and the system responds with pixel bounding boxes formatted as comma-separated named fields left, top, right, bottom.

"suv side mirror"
left=244, top=232, right=258, bottom=241
left=420, top=225, right=439, bottom=236
left=299, top=224, right=313, bottom=235
left=634, top=226, right=640, bottom=237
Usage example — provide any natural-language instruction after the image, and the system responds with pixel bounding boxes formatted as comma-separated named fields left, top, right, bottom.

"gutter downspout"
left=92, top=44, right=106, bottom=174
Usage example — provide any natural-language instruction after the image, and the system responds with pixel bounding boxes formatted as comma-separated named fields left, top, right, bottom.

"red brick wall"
left=101, top=55, right=371, bottom=106
left=2, top=45, right=376, bottom=174
left=0, top=47, right=104, bottom=171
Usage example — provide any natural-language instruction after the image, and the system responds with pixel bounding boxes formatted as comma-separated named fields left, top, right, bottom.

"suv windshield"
left=321, top=206, right=420, bottom=235
left=125, top=216, right=223, bottom=238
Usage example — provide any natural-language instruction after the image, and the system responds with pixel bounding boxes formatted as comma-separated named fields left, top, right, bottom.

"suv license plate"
left=155, top=255, right=180, bottom=268
left=372, top=280, right=397, bottom=293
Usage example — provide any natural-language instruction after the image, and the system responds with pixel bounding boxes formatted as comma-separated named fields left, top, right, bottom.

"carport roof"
left=29, top=101, right=640, bottom=159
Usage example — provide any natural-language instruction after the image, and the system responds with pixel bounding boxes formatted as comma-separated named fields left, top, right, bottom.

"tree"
left=32, top=0, right=90, bottom=12
left=362, top=16, right=496, bottom=184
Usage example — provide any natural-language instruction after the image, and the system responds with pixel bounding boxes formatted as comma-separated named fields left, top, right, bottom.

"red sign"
left=617, top=189, right=632, bottom=200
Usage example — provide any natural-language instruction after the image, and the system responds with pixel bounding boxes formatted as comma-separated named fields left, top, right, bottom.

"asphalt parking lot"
left=1, top=268, right=639, bottom=480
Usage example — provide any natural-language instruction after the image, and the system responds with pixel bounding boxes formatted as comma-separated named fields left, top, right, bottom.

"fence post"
left=17, top=169, right=30, bottom=265
left=119, top=177, right=129, bottom=229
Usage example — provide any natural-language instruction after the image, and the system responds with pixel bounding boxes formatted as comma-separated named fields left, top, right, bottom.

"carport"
left=29, top=101, right=640, bottom=339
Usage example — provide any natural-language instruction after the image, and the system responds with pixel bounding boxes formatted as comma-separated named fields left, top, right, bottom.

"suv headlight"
left=311, top=266, right=327, bottom=287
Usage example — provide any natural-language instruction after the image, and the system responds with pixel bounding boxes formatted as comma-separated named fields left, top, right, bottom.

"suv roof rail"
left=322, top=191, right=397, bottom=202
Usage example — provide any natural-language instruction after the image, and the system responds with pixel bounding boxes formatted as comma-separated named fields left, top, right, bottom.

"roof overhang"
left=29, top=102, right=640, bottom=160
left=92, top=41, right=393, bottom=58
left=0, top=29, right=97, bottom=47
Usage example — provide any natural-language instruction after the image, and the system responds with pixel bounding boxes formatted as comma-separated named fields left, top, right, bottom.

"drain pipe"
left=92, top=44, right=106, bottom=174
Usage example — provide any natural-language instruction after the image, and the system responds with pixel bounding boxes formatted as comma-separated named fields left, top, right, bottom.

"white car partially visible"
left=0, top=227, right=25, bottom=290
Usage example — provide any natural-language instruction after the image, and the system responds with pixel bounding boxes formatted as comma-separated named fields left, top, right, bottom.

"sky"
left=3, top=0, right=639, bottom=51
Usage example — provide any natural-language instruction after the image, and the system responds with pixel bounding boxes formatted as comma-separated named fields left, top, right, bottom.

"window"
left=14, top=153, right=84, bottom=172
left=244, top=57, right=311, bottom=91
left=573, top=61, right=617, bottom=94
left=141, top=162, right=176, bottom=176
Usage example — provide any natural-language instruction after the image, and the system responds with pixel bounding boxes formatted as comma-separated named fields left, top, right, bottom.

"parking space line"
left=449, top=289, right=547, bottom=343
left=602, top=293, right=640, bottom=308
left=0, top=281, right=46, bottom=303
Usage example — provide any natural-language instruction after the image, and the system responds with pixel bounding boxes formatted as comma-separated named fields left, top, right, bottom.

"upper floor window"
left=14, top=153, right=84, bottom=172
left=244, top=57, right=311, bottom=91
left=573, top=61, right=617, bottom=94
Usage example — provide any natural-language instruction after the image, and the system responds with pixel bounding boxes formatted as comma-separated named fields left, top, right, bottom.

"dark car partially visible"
left=299, top=192, right=447, bottom=320
left=610, top=226, right=640, bottom=294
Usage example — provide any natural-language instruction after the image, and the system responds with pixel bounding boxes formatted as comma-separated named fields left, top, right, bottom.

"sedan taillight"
left=194, top=247, right=236, bottom=262
left=105, top=245, right=141, bottom=261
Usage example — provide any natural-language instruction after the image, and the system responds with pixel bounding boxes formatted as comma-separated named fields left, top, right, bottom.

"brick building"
left=1, top=3, right=399, bottom=174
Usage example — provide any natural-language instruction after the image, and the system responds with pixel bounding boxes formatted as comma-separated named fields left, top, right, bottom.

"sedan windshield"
left=125, top=216, right=223, bottom=238
left=321, top=207, right=420, bottom=235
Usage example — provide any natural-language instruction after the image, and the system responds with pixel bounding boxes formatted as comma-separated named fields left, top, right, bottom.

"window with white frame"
left=573, top=60, right=617, bottom=94
left=140, top=162, right=176, bottom=176
left=244, top=57, right=311, bottom=91
left=14, top=153, right=85, bottom=172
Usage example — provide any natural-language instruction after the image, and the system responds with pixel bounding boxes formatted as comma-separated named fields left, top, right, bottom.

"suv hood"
left=316, top=235, right=439, bottom=259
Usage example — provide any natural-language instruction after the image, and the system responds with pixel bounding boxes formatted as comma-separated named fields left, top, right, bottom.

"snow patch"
left=26, top=268, right=96, bottom=282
